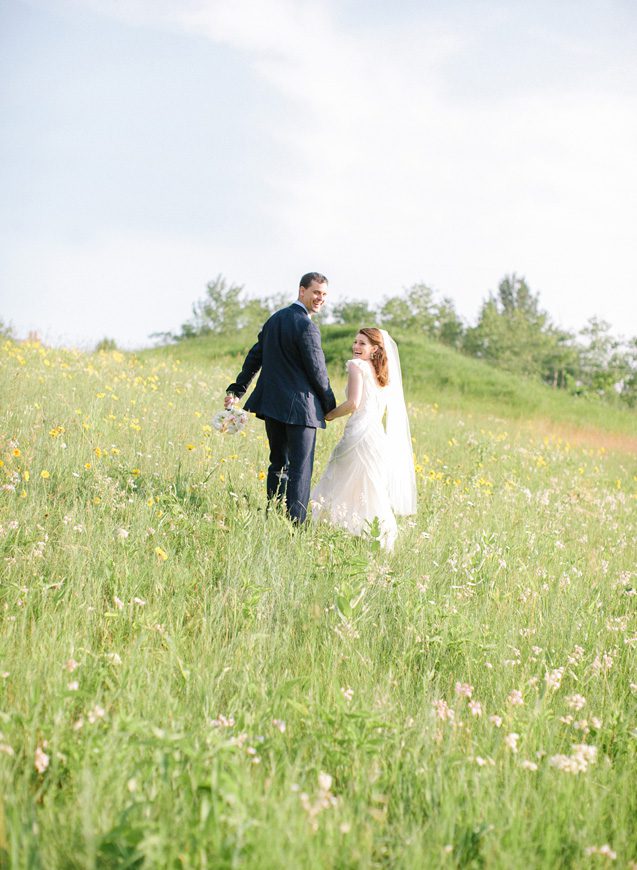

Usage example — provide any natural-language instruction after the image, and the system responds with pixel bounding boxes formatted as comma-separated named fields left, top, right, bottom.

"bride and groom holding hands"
left=224, top=272, right=417, bottom=549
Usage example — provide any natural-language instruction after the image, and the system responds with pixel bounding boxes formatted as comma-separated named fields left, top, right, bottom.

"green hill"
left=143, top=326, right=637, bottom=439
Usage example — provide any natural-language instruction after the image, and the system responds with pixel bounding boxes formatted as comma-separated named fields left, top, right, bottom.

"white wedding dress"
left=310, top=359, right=398, bottom=549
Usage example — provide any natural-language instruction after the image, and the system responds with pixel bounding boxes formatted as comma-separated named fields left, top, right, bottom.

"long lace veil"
left=380, top=330, right=417, bottom=515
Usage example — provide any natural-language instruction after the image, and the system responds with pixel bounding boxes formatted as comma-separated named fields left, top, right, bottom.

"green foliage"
left=177, top=275, right=281, bottom=341
left=330, top=298, right=378, bottom=325
left=576, top=317, right=627, bottom=399
left=462, top=274, right=575, bottom=386
left=380, top=283, right=465, bottom=348
left=0, top=318, right=14, bottom=339
left=95, top=337, right=117, bottom=352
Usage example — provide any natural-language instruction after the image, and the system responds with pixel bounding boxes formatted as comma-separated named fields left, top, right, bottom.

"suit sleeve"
left=297, top=321, right=336, bottom=414
left=226, top=332, right=263, bottom=398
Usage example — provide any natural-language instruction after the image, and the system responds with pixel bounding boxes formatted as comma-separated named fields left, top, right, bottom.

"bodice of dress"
left=344, top=359, right=387, bottom=438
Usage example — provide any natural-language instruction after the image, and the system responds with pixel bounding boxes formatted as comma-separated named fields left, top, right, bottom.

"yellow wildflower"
left=40, top=470, right=50, bottom=479
left=154, top=546, right=168, bottom=562
left=12, top=448, right=21, bottom=457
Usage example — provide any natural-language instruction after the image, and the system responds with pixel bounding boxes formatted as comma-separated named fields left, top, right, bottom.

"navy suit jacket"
left=226, top=304, right=336, bottom=428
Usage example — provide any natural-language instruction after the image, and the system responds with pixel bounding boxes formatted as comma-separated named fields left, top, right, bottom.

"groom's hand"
left=224, top=393, right=238, bottom=410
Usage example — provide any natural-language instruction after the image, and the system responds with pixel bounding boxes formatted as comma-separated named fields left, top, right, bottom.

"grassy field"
left=1, top=335, right=636, bottom=868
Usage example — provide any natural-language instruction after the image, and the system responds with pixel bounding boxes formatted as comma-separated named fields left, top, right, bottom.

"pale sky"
left=1, top=0, right=636, bottom=348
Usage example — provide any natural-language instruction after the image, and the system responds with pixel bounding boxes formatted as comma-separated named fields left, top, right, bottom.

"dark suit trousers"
left=264, top=418, right=317, bottom=523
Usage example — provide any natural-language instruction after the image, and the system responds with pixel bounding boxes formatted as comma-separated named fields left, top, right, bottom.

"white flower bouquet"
left=212, top=407, right=249, bottom=434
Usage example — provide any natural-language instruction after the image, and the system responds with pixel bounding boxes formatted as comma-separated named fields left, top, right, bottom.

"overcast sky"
left=1, top=0, right=636, bottom=348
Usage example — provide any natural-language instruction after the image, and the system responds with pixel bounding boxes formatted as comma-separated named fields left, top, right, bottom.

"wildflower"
left=65, top=658, right=79, bottom=672
left=272, top=719, right=286, bottom=733
left=211, top=714, right=235, bottom=728
left=549, top=743, right=597, bottom=774
left=544, top=668, right=564, bottom=690
left=566, top=694, right=587, bottom=711
left=567, top=645, right=585, bottom=665
left=468, top=700, right=483, bottom=717
left=12, top=448, right=21, bottom=458
left=88, top=705, right=106, bottom=724
left=116, top=528, right=129, bottom=539
left=154, top=546, right=168, bottom=562
left=35, top=746, right=49, bottom=773
left=40, top=470, right=50, bottom=479
left=591, top=652, right=613, bottom=674
left=113, top=596, right=125, bottom=609
left=521, top=760, right=538, bottom=771
left=318, top=772, right=333, bottom=792
left=585, top=845, right=616, bottom=860
left=455, top=682, right=473, bottom=698
left=132, top=597, right=146, bottom=606
left=504, top=733, right=520, bottom=753
left=340, top=686, right=354, bottom=703
left=67, top=680, right=79, bottom=691
left=489, top=715, right=503, bottom=728
left=507, top=690, right=524, bottom=706
left=433, top=700, right=454, bottom=722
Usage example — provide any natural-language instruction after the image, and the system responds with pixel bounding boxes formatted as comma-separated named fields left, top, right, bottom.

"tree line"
left=159, top=274, right=637, bottom=407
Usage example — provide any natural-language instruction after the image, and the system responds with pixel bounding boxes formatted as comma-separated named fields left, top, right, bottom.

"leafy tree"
left=178, top=275, right=272, bottom=339
left=379, top=284, right=464, bottom=347
left=432, top=296, right=465, bottom=348
left=574, top=317, right=628, bottom=399
left=463, top=274, right=567, bottom=381
left=380, top=283, right=437, bottom=333
left=618, top=336, right=637, bottom=406
left=95, top=337, right=117, bottom=352
left=331, top=298, right=378, bottom=325
left=0, top=319, right=14, bottom=340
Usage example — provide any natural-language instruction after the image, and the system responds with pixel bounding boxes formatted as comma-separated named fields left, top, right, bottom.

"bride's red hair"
left=358, top=327, right=389, bottom=387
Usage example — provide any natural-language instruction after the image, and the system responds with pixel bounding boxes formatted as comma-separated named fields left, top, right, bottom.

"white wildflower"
left=34, top=746, right=49, bottom=773
left=544, top=667, right=564, bottom=690
left=504, top=732, right=520, bottom=753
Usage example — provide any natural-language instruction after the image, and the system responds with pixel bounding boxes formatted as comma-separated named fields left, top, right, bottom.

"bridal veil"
left=380, top=330, right=417, bottom=516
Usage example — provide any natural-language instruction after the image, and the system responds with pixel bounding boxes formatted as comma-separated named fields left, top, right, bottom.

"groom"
left=225, top=272, right=336, bottom=522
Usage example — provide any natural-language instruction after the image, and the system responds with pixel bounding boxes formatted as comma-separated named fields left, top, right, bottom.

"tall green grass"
left=1, top=338, right=636, bottom=868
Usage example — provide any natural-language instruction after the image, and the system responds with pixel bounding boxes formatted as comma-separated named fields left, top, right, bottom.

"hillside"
left=143, top=326, right=637, bottom=445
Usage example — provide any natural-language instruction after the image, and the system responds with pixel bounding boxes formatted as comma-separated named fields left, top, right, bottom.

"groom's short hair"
left=299, top=272, right=328, bottom=289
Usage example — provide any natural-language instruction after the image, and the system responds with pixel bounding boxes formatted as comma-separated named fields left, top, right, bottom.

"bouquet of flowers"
left=212, top=407, right=249, bottom=435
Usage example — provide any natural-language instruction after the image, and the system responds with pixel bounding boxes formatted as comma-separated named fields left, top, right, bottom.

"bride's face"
left=353, top=333, right=378, bottom=361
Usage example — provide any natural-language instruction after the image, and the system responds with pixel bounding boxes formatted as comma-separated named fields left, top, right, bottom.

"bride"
left=310, top=328, right=417, bottom=549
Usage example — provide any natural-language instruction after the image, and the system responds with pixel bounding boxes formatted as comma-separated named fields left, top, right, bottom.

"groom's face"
left=298, top=280, right=327, bottom=316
